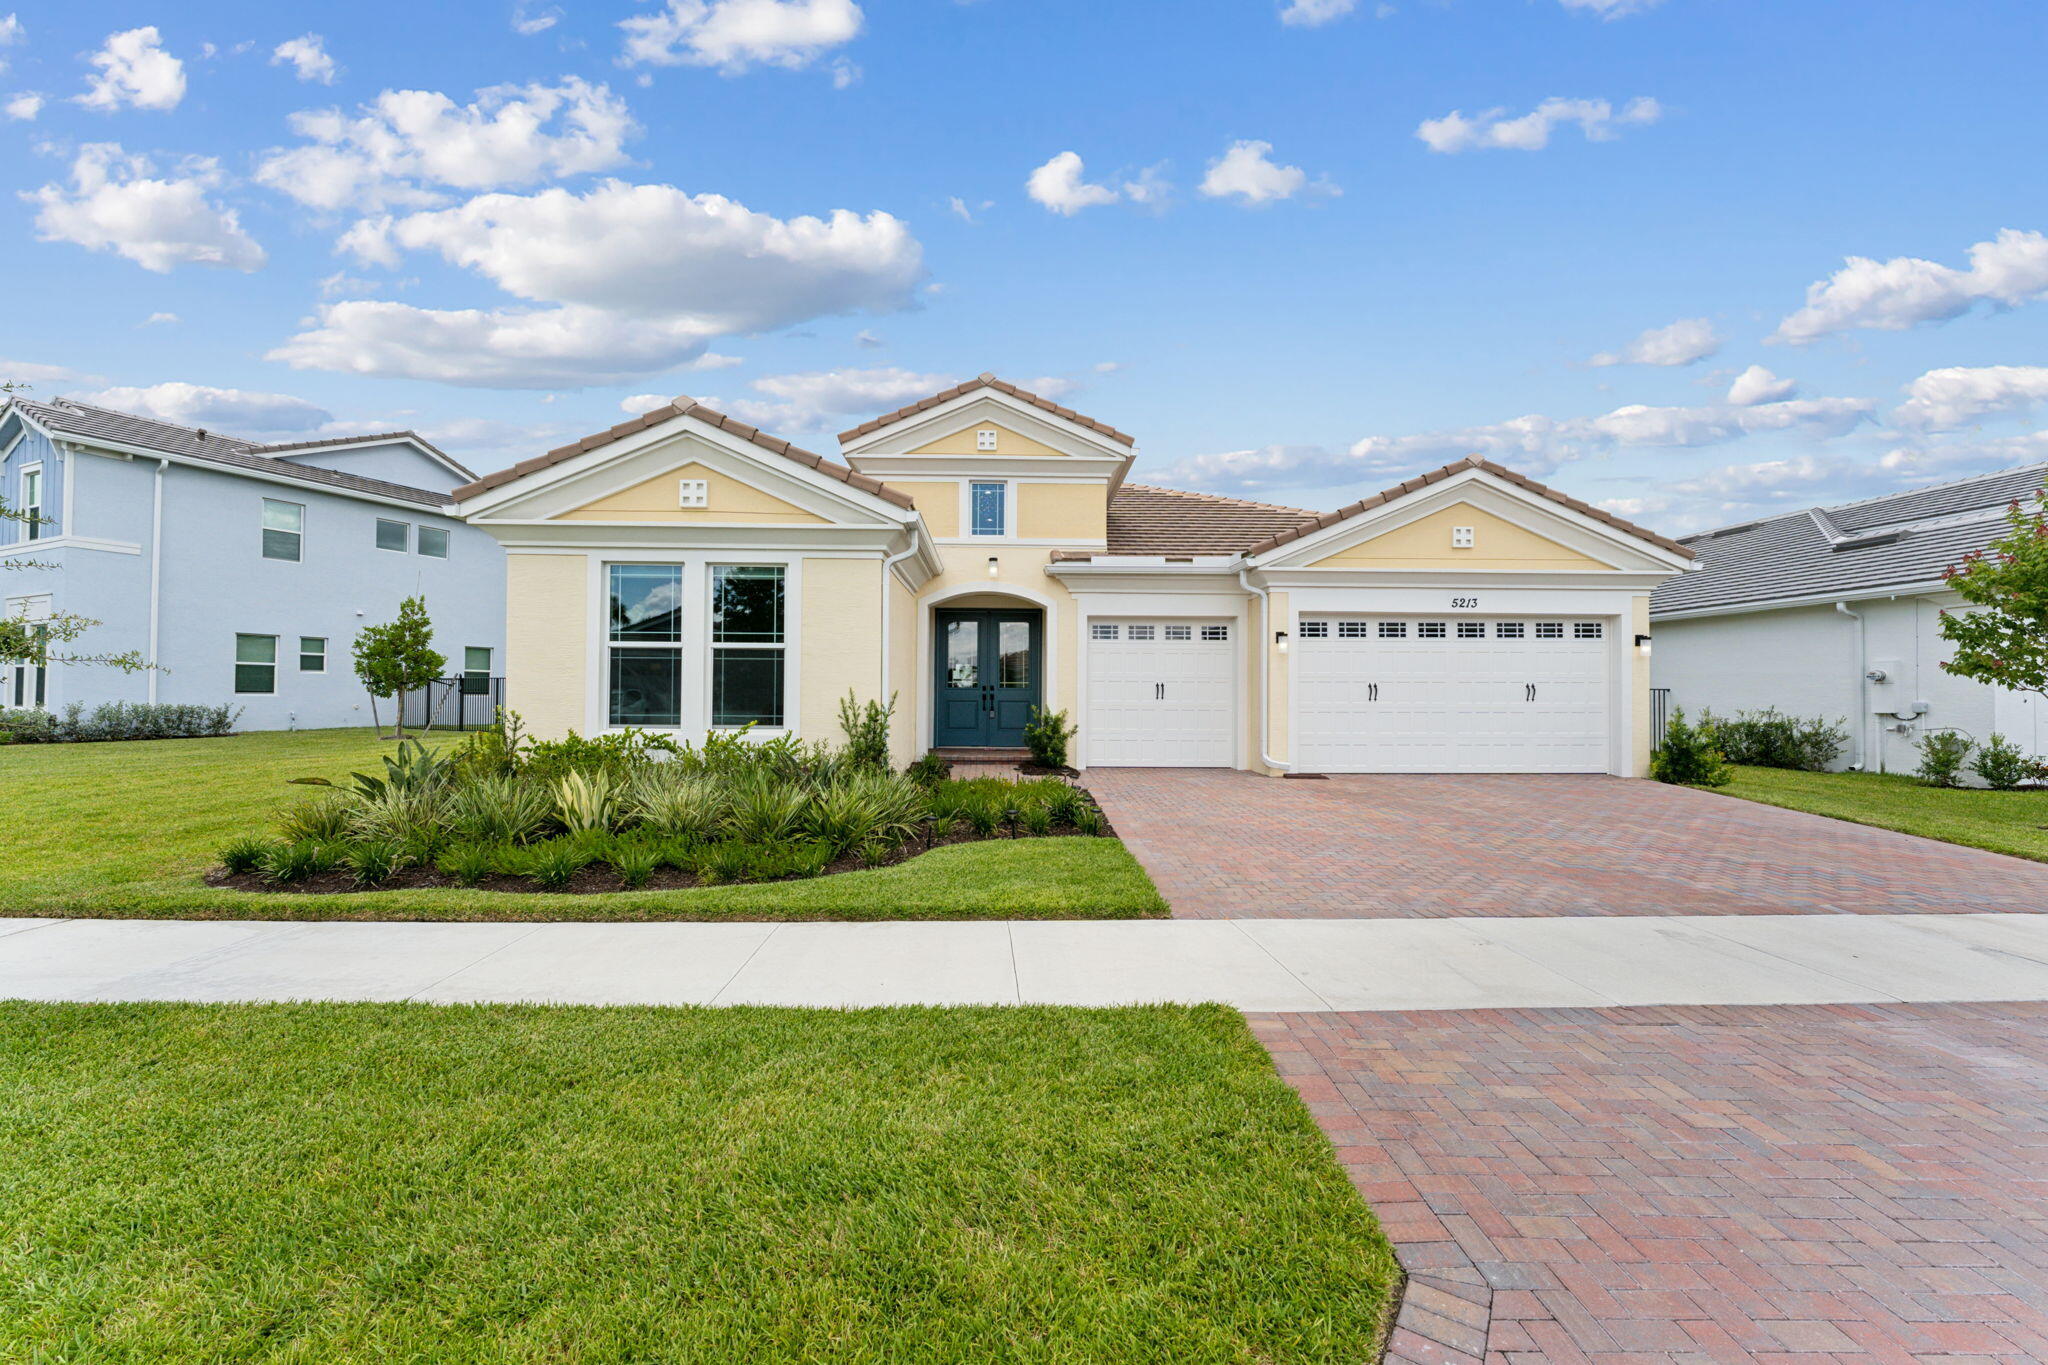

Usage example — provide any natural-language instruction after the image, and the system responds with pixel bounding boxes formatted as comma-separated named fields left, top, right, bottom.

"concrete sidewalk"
left=5, top=912, right=2048, bottom=1011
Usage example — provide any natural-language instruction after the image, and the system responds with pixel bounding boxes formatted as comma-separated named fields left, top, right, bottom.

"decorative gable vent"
left=976, top=429, right=998, bottom=451
left=677, top=478, right=709, bottom=509
left=1452, top=525, right=1475, bottom=548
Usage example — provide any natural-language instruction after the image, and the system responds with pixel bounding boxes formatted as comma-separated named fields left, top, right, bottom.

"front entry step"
left=929, top=747, right=1032, bottom=762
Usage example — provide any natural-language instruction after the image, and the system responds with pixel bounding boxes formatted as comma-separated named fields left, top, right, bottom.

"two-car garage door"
left=1296, top=617, right=1613, bottom=773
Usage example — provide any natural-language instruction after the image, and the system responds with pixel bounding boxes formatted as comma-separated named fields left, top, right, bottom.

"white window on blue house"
left=418, top=526, right=449, bottom=558
left=235, top=634, right=278, bottom=694
left=462, top=645, right=493, bottom=695
left=607, top=564, right=684, bottom=727
left=375, top=518, right=409, bottom=552
left=710, top=565, right=785, bottom=728
left=970, top=481, right=1006, bottom=536
left=299, top=637, right=326, bottom=672
left=261, top=499, right=303, bottom=562
left=20, top=466, right=43, bottom=541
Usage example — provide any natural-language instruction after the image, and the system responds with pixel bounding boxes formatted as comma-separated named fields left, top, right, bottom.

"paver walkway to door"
left=1085, top=769, right=2048, bottom=918
left=1259, top=1001, right=2048, bottom=1365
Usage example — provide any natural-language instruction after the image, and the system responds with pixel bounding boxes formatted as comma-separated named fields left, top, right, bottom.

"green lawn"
left=0, top=1001, right=1398, bottom=1364
left=0, top=729, right=1166, bottom=920
left=1721, top=764, right=2048, bottom=862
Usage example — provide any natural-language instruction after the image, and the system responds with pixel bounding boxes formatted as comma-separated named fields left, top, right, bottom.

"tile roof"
left=244, top=430, right=475, bottom=480
left=1651, top=462, right=2048, bottom=617
left=837, top=372, right=1137, bottom=448
left=9, top=398, right=453, bottom=508
left=1092, top=483, right=1318, bottom=556
left=1239, top=455, right=1696, bottom=560
left=452, top=396, right=913, bottom=509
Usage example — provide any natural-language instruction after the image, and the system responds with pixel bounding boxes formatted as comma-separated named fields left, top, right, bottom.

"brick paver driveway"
left=1085, top=770, right=2048, bottom=917
left=1258, top=1002, right=2048, bottom=1365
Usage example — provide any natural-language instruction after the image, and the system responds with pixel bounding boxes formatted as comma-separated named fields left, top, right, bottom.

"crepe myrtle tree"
left=2, top=380, right=147, bottom=680
left=1938, top=489, right=2048, bottom=700
left=352, top=595, right=446, bottom=740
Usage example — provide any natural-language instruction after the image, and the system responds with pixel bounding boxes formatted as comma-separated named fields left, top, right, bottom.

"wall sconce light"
left=986, top=556, right=999, bottom=579
left=1635, top=633, right=1653, bottom=656
left=1274, top=630, right=1290, bottom=655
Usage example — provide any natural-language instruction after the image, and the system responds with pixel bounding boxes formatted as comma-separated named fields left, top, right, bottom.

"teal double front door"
left=933, top=608, right=1042, bottom=749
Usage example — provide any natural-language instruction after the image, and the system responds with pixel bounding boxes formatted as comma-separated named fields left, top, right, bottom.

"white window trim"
left=19, top=461, right=44, bottom=542
left=464, top=646, right=493, bottom=679
left=235, top=632, right=279, bottom=695
left=586, top=553, right=803, bottom=738
left=417, top=525, right=451, bottom=559
left=375, top=517, right=412, bottom=553
left=298, top=636, right=328, bottom=673
left=261, top=497, right=305, bottom=563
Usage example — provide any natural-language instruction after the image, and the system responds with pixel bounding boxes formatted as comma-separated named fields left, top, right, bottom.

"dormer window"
left=976, top=428, right=998, bottom=451
left=970, top=481, right=1006, bottom=536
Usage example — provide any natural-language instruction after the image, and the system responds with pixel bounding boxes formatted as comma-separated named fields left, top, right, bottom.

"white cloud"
left=1122, top=162, right=1175, bottom=210
left=719, top=366, right=957, bottom=432
left=4, top=91, right=39, bottom=120
left=75, top=26, right=185, bottom=112
left=138, top=311, right=179, bottom=327
left=25, top=143, right=266, bottom=274
left=1155, top=394, right=1874, bottom=495
left=1279, top=0, right=1357, bottom=26
left=0, top=14, right=23, bottom=46
left=271, top=34, right=336, bottom=85
left=1198, top=140, right=1331, bottom=205
left=1417, top=96, right=1660, bottom=153
left=513, top=3, right=562, bottom=35
left=1771, top=229, right=2048, bottom=344
left=854, top=328, right=883, bottom=348
left=1892, top=365, right=2048, bottom=432
left=275, top=180, right=922, bottom=388
left=80, top=382, right=332, bottom=437
left=0, top=358, right=104, bottom=387
left=1558, top=0, right=1662, bottom=16
left=256, top=77, right=637, bottom=211
left=622, top=393, right=672, bottom=414
left=621, top=0, right=862, bottom=74
left=1726, top=364, right=1796, bottom=406
left=1026, top=151, right=1119, bottom=216
left=1589, top=317, right=1719, bottom=368
left=416, top=414, right=579, bottom=465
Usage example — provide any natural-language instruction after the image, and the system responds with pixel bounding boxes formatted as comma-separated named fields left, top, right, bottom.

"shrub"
left=1650, top=707, right=1731, bottom=788
left=523, top=840, right=592, bottom=890
left=1070, top=803, right=1107, bottom=837
left=903, top=752, right=950, bottom=788
left=856, top=839, right=893, bottom=868
left=347, top=786, right=448, bottom=847
left=218, top=836, right=270, bottom=876
left=1022, top=706, right=1077, bottom=769
left=1020, top=804, right=1054, bottom=837
left=437, top=843, right=498, bottom=887
left=837, top=690, right=896, bottom=773
left=725, top=774, right=810, bottom=844
left=256, top=840, right=322, bottom=885
left=959, top=794, right=1005, bottom=837
left=345, top=841, right=401, bottom=889
left=622, top=770, right=726, bottom=841
left=805, top=772, right=927, bottom=855
left=552, top=770, right=620, bottom=834
left=610, top=841, right=661, bottom=889
left=445, top=776, right=553, bottom=846
left=1972, top=732, right=2033, bottom=791
left=0, top=702, right=239, bottom=743
left=1916, top=730, right=1974, bottom=788
left=449, top=708, right=529, bottom=780
left=1711, top=708, right=1850, bottom=772
left=524, top=729, right=680, bottom=785
left=276, top=791, right=354, bottom=843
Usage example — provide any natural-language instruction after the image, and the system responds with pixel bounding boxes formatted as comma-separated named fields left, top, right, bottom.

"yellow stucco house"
left=452, top=374, right=1694, bottom=775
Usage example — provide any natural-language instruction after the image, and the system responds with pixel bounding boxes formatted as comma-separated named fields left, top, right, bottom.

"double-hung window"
left=298, top=636, right=327, bottom=672
left=375, top=518, right=410, bottom=552
left=418, top=526, right=450, bottom=558
left=20, top=466, right=43, bottom=541
left=607, top=565, right=684, bottom=727
left=462, top=646, right=493, bottom=695
left=710, top=564, right=785, bottom=727
left=261, top=499, right=303, bottom=562
left=970, top=481, right=1006, bottom=536
left=235, top=634, right=278, bottom=694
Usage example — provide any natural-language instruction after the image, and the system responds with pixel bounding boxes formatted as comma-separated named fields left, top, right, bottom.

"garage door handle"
left=1368, top=682, right=1378, bottom=702
left=1155, top=682, right=1165, bottom=700
left=1525, top=683, right=1537, bottom=701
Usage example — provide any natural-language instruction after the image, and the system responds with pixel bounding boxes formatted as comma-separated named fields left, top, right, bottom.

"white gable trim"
left=1249, top=466, right=1694, bottom=574
left=839, top=388, right=1135, bottom=464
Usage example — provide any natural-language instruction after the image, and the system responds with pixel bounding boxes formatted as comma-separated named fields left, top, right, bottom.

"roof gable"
left=1307, top=501, right=1611, bottom=570
left=837, top=373, right=1135, bottom=450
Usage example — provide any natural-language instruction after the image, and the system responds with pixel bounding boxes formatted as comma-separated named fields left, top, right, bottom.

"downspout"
left=1835, top=600, right=1868, bottom=771
left=1236, top=566, right=1292, bottom=774
left=878, top=536, right=921, bottom=712
left=147, top=458, right=167, bottom=703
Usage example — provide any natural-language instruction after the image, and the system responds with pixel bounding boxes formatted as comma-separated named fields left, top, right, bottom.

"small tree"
left=2, top=380, right=147, bottom=681
left=1938, top=489, right=2048, bottom=702
left=353, top=596, right=445, bottom=740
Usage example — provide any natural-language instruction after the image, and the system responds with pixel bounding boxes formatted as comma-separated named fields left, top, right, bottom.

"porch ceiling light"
left=986, top=556, right=1000, bottom=579
left=1635, top=633, right=1653, bottom=656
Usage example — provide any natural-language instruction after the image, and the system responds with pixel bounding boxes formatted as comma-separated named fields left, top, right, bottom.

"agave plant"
left=552, top=770, right=620, bottom=834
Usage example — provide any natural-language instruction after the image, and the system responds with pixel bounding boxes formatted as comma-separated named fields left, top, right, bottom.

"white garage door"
left=1086, top=619, right=1237, bottom=767
left=1296, top=616, right=1612, bottom=773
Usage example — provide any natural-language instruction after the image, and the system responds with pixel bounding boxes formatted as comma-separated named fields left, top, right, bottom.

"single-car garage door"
left=1296, top=616, right=1612, bottom=773
left=1086, top=619, right=1236, bottom=766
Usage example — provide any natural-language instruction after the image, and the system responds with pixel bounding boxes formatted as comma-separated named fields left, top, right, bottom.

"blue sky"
left=3, top=0, right=2045, bottom=531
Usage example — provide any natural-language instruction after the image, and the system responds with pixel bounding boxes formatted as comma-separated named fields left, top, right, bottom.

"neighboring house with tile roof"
left=1650, top=462, right=2048, bottom=773
left=2, top=396, right=504, bottom=731
left=457, top=375, right=1692, bottom=776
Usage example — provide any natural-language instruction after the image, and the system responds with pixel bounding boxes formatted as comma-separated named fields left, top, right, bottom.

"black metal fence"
left=1650, top=687, right=1671, bottom=747
left=396, top=676, right=504, bottom=732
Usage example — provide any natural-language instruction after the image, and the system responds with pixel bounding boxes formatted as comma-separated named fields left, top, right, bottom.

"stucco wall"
left=908, top=422, right=1064, bottom=457
left=558, top=461, right=828, bottom=525
left=1018, top=482, right=1107, bottom=541
left=505, top=552, right=586, bottom=740
left=1630, top=594, right=1652, bottom=776
left=890, top=481, right=959, bottom=537
left=273, top=440, right=465, bottom=494
left=799, top=556, right=884, bottom=740
left=1311, top=503, right=1607, bottom=571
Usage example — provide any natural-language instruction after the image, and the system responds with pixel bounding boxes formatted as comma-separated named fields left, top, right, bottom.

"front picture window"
left=261, top=499, right=303, bottom=562
left=970, top=481, right=1006, bottom=536
left=608, top=564, right=683, bottom=726
left=711, top=565, right=785, bottom=726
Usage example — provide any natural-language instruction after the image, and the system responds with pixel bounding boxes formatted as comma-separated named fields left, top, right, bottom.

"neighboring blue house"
left=1, top=397, right=506, bottom=731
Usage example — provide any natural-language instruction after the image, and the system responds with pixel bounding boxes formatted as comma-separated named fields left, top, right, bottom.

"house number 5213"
left=1450, top=597, right=1480, bottom=609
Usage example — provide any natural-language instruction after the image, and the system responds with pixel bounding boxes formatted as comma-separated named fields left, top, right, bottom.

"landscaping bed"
left=0, top=1000, right=1400, bottom=1363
